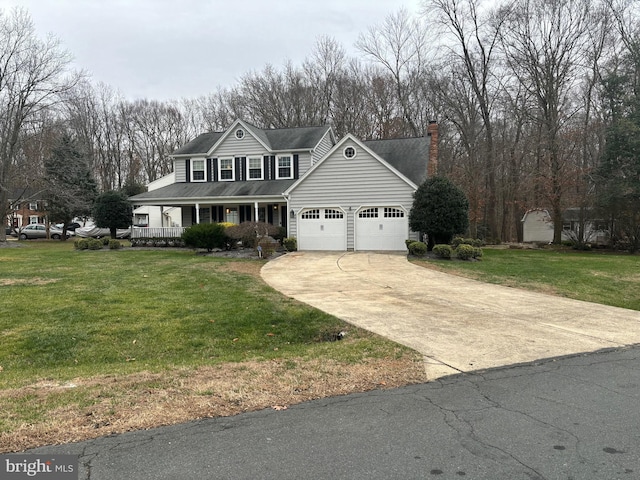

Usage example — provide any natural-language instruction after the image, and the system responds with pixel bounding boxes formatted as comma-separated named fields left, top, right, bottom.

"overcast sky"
left=0, top=0, right=422, bottom=101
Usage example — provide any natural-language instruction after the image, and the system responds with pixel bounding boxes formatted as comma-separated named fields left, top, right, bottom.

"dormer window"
left=235, top=128, right=245, bottom=139
left=277, top=155, right=292, bottom=179
left=191, top=159, right=205, bottom=182
left=219, top=158, right=235, bottom=181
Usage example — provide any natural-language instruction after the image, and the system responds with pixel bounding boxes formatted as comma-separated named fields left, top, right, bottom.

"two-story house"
left=130, top=119, right=437, bottom=251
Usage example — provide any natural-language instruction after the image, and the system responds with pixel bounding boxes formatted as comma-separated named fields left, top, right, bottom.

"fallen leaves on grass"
left=0, top=354, right=427, bottom=453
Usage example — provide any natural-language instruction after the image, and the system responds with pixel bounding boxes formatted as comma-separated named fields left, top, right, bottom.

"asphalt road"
left=30, top=345, right=640, bottom=480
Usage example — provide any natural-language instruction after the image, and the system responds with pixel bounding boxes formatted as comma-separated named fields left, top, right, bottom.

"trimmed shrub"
left=405, top=239, right=413, bottom=251
left=408, top=241, right=427, bottom=256
left=432, top=244, right=452, bottom=259
left=101, top=237, right=110, bottom=246
left=74, top=239, right=89, bottom=250
left=87, top=238, right=103, bottom=250
left=182, top=223, right=228, bottom=251
left=452, top=237, right=485, bottom=248
left=473, top=247, right=483, bottom=259
left=109, top=240, right=122, bottom=250
left=456, top=243, right=475, bottom=260
left=283, top=237, right=297, bottom=252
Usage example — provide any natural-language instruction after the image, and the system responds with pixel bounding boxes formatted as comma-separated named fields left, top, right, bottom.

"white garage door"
left=298, top=208, right=346, bottom=251
left=356, top=207, right=408, bottom=251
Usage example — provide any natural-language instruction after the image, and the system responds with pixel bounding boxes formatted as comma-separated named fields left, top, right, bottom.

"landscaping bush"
left=473, top=247, right=483, bottom=259
left=101, top=237, right=110, bottom=246
left=226, top=221, right=280, bottom=249
left=452, top=237, right=485, bottom=248
left=87, top=238, right=103, bottom=250
left=181, top=223, right=228, bottom=252
left=432, top=244, right=452, bottom=259
left=109, top=240, right=122, bottom=250
left=74, top=239, right=89, bottom=250
left=408, top=241, right=427, bottom=256
left=405, top=239, right=413, bottom=251
left=283, top=237, right=297, bottom=252
left=456, top=243, right=475, bottom=260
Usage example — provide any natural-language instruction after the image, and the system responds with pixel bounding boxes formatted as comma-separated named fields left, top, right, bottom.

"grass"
left=412, top=247, right=640, bottom=311
left=0, top=242, right=424, bottom=451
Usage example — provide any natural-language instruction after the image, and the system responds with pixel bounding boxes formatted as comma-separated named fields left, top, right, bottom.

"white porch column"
left=195, top=203, right=200, bottom=224
left=160, top=206, right=164, bottom=228
left=254, top=201, right=259, bottom=223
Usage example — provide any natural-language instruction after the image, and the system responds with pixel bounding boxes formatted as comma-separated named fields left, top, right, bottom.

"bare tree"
left=356, top=9, right=431, bottom=137
left=500, top=0, right=593, bottom=243
left=0, top=7, right=80, bottom=241
left=425, top=0, right=510, bottom=240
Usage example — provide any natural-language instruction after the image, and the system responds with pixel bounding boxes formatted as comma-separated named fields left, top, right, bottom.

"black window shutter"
left=186, top=159, right=191, bottom=183
left=218, top=206, right=224, bottom=221
left=241, top=157, right=247, bottom=181
left=212, top=158, right=218, bottom=182
left=270, top=156, right=276, bottom=180
left=191, top=206, right=196, bottom=224
left=246, top=205, right=252, bottom=221
left=239, top=206, right=245, bottom=223
left=293, top=154, right=299, bottom=179
left=263, top=156, right=270, bottom=180
left=212, top=206, right=218, bottom=222
left=235, top=157, right=241, bottom=181
left=267, top=205, right=273, bottom=224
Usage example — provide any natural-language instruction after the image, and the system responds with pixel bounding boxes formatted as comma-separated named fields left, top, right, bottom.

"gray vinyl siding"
left=296, top=152, right=313, bottom=176
left=213, top=132, right=266, bottom=157
left=288, top=141, right=416, bottom=250
left=175, top=159, right=187, bottom=182
left=311, top=130, right=335, bottom=166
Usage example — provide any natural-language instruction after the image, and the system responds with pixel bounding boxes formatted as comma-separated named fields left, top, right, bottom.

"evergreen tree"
left=45, top=134, right=97, bottom=239
left=409, top=176, right=469, bottom=250
left=597, top=68, right=640, bottom=252
left=93, top=191, right=133, bottom=239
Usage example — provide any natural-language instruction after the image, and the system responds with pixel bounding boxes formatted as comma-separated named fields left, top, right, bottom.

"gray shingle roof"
left=172, top=132, right=224, bottom=156
left=130, top=179, right=295, bottom=203
left=364, top=136, right=430, bottom=186
left=171, top=124, right=331, bottom=156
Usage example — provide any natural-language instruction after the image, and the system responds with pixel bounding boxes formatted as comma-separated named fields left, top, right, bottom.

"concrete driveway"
left=261, top=251, right=640, bottom=379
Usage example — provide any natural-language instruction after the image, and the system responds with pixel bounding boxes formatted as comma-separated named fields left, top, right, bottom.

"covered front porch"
left=184, top=201, right=287, bottom=228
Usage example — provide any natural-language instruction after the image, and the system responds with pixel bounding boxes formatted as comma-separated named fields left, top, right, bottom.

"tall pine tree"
left=45, top=134, right=97, bottom=239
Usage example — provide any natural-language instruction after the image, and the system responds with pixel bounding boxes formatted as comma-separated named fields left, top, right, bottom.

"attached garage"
left=297, top=208, right=346, bottom=251
left=355, top=207, right=408, bottom=251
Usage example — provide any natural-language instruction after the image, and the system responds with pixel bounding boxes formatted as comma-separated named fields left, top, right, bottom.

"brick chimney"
left=427, top=120, right=438, bottom=177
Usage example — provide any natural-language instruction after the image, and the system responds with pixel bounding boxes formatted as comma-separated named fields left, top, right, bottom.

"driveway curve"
left=261, top=252, right=640, bottom=379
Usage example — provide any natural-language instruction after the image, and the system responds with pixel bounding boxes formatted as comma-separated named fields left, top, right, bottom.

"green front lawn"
left=0, top=242, right=404, bottom=388
left=413, top=247, right=640, bottom=311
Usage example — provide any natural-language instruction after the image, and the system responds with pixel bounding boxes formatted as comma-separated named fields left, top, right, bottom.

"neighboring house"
left=132, top=173, right=182, bottom=228
left=129, top=119, right=437, bottom=251
left=521, top=208, right=609, bottom=245
left=5, top=189, right=47, bottom=230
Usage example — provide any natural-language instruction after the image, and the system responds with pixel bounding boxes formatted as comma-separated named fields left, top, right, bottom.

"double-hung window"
left=191, top=159, right=205, bottom=182
left=219, top=158, right=234, bottom=181
left=277, top=155, right=292, bottom=179
left=248, top=157, right=263, bottom=180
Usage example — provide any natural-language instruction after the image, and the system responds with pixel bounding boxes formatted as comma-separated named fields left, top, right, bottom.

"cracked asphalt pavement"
left=28, top=252, right=640, bottom=479
left=32, top=346, right=640, bottom=479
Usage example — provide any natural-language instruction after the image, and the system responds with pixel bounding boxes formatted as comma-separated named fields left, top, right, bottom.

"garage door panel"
left=298, top=208, right=345, bottom=251
left=356, top=207, right=407, bottom=251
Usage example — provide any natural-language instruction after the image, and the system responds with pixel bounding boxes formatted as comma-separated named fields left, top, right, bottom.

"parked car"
left=55, top=222, right=82, bottom=232
left=19, top=224, right=74, bottom=240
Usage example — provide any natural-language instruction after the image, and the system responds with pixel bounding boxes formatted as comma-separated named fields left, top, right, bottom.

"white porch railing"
left=131, top=227, right=186, bottom=239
